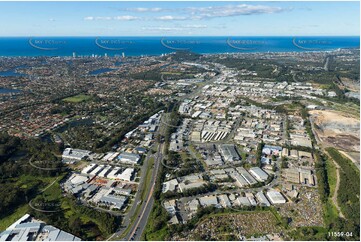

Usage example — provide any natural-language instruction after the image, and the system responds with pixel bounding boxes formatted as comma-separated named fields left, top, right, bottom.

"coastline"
left=0, top=36, right=359, bottom=57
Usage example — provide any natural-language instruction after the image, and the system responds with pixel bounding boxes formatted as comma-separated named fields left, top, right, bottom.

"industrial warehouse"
left=0, top=214, right=80, bottom=241
left=62, top=163, right=137, bottom=212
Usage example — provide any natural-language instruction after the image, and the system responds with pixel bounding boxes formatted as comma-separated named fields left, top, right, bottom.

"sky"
left=0, top=1, right=359, bottom=36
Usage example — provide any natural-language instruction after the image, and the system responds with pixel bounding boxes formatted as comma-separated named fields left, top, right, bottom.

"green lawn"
left=41, top=180, right=63, bottom=202
left=325, top=159, right=337, bottom=197
left=63, top=94, right=92, bottom=103
left=142, top=225, right=169, bottom=241
left=323, top=199, right=339, bottom=226
left=141, top=157, right=155, bottom=202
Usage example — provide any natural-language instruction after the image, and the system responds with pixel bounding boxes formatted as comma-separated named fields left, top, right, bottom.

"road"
left=107, top=114, right=169, bottom=241
left=106, top=148, right=155, bottom=240
left=109, top=73, right=221, bottom=240
left=125, top=142, right=164, bottom=241
left=126, top=113, right=171, bottom=241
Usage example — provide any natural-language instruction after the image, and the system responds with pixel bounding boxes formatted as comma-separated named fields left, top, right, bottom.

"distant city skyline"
left=0, top=1, right=359, bottom=36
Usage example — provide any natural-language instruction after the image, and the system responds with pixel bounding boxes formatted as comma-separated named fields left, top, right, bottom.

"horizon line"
left=0, top=35, right=359, bottom=38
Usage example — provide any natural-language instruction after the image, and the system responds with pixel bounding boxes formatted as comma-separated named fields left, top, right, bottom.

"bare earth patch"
left=310, top=110, right=360, bottom=152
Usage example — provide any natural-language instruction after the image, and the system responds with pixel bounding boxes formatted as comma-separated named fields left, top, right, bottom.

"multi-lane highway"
left=125, top=141, right=164, bottom=241
left=107, top=114, right=168, bottom=241
left=108, top=73, right=221, bottom=241
left=125, top=113, right=171, bottom=241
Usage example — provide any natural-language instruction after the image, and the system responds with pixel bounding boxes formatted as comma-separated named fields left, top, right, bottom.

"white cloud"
left=95, top=17, right=112, bottom=20
left=185, top=4, right=289, bottom=19
left=142, top=26, right=183, bottom=31
left=84, top=4, right=288, bottom=23
left=113, top=15, right=140, bottom=21
left=84, top=16, right=140, bottom=21
left=183, top=24, right=207, bottom=29
left=84, top=16, right=94, bottom=21
left=155, top=15, right=187, bottom=21
left=126, top=7, right=164, bottom=12
left=142, top=24, right=207, bottom=32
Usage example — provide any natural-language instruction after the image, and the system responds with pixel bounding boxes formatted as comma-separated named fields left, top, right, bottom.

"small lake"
left=0, top=88, right=22, bottom=94
left=0, top=70, right=27, bottom=77
left=0, top=65, right=29, bottom=77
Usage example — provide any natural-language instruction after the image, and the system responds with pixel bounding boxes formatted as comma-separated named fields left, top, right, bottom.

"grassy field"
left=63, top=94, right=92, bottom=103
left=140, top=157, right=155, bottom=204
left=143, top=224, right=168, bottom=241
left=330, top=101, right=360, bottom=118
left=0, top=174, right=64, bottom=229
left=0, top=204, right=29, bottom=231
left=15, top=174, right=54, bottom=187
left=325, top=159, right=337, bottom=197
left=1, top=171, right=115, bottom=240
left=323, top=199, right=339, bottom=226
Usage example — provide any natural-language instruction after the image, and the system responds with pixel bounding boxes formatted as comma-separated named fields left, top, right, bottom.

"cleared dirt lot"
left=340, top=77, right=359, bottom=92
left=310, top=110, right=360, bottom=152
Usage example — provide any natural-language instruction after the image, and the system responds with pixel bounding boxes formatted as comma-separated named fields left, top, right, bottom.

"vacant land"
left=310, top=110, right=360, bottom=152
left=63, top=94, right=92, bottom=103
left=340, top=77, right=360, bottom=92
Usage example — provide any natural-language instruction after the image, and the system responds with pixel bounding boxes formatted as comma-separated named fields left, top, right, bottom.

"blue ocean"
left=0, top=36, right=359, bottom=57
